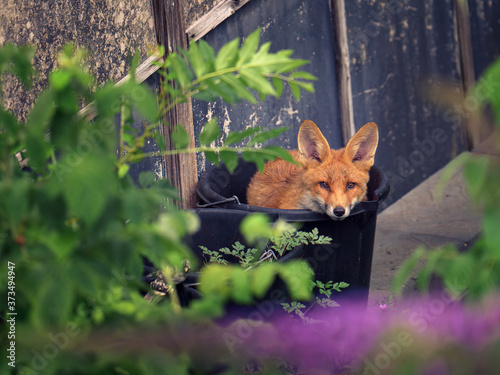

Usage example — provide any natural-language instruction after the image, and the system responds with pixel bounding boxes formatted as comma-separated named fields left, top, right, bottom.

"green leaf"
left=219, top=150, right=239, bottom=173
left=118, top=163, right=130, bottom=179
left=25, top=90, right=55, bottom=172
left=473, top=57, right=500, bottom=123
left=199, top=264, right=232, bottom=300
left=25, top=133, right=51, bottom=174
left=204, top=150, right=219, bottom=166
left=276, top=59, right=310, bottom=74
left=33, top=275, right=74, bottom=329
left=204, top=77, right=239, bottom=104
left=0, top=178, right=29, bottom=227
left=464, top=155, right=490, bottom=203
left=41, top=229, right=79, bottom=259
left=219, top=74, right=257, bottom=103
left=154, top=131, right=167, bottom=151
left=199, top=118, right=220, bottom=146
left=278, top=260, right=314, bottom=301
left=237, top=28, right=261, bottom=65
left=242, top=150, right=266, bottom=171
left=262, top=146, right=296, bottom=163
left=50, top=70, right=73, bottom=90
left=251, top=263, right=277, bottom=298
left=243, top=147, right=295, bottom=172
left=240, top=68, right=276, bottom=97
left=231, top=267, right=253, bottom=304
left=188, top=42, right=206, bottom=78
left=289, top=82, right=301, bottom=101
left=198, top=39, right=216, bottom=71
left=290, top=71, right=318, bottom=81
left=272, top=77, right=284, bottom=98
left=248, top=127, right=289, bottom=146
left=252, top=41, right=272, bottom=62
left=168, top=53, right=193, bottom=87
left=172, top=125, right=190, bottom=149
left=483, top=209, right=500, bottom=256
left=240, top=213, right=272, bottom=244
left=294, top=80, right=315, bottom=93
left=224, top=127, right=262, bottom=146
left=128, top=82, right=158, bottom=122
left=69, top=258, right=104, bottom=296
left=139, top=171, right=157, bottom=188
left=0, top=44, right=36, bottom=87
left=417, top=248, right=446, bottom=292
left=215, top=37, right=240, bottom=70
left=59, top=154, right=118, bottom=226
left=391, top=247, right=426, bottom=295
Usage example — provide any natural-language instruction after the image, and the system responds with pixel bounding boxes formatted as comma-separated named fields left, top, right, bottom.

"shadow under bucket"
left=191, top=158, right=390, bottom=302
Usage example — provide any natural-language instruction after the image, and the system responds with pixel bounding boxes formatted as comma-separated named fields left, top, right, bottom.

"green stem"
left=119, top=103, right=125, bottom=158
left=123, top=145, right=290, bottom=163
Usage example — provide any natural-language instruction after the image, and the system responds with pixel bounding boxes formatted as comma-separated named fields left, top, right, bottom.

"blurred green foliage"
left=393, top=57, right=500, bottom=300
left=0, top=30, right=317, bottom=374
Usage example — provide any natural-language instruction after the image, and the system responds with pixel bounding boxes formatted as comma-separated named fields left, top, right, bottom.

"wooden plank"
left=77, top=51, right=163, bottom=122
left=152, top=0, right=198, bottom=209
left=331, top=0, right=355, bottom=145
left=186, top=0, right=251, bottom=41
left=455, top=0, right=491, bottom=148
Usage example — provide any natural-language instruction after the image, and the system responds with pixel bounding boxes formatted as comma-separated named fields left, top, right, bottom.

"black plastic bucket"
left=190, top=158, right=389, bottom=301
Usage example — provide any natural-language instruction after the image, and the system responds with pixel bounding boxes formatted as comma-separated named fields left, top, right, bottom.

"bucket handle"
left=197, top=195, right=241, bottom=208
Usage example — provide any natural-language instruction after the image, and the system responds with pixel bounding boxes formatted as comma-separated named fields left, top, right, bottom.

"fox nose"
left=333, top=207, right=345, bottom=218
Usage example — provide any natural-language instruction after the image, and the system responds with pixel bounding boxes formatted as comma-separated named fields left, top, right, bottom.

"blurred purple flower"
left=229, top=294, right=500, bottom=373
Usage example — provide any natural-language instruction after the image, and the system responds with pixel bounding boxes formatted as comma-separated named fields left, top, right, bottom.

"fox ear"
left=344, top=122, right=379, bottom=170
left=298, top=120, right=331, bottom=166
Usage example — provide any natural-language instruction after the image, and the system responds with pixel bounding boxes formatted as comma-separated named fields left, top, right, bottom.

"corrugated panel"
left=468, top=0, right=500, bottom=79
left=344, top=0, right=467, bottom=207
left=191, top=0, right=342, bottom=173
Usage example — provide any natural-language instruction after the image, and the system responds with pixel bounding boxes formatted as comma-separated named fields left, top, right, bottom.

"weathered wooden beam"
left=455, top=0, right=485, bottom=149
left=186, top=0, right=251, bottom=41
left=331, top=0, right=355, bottom=145
left=152, top=0, right=198, bottom=209
left=77, top=51, right=163, bottom=122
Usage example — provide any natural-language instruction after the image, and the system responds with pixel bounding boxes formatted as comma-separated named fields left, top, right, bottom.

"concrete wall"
left=1, top=0, right=156, bottom=120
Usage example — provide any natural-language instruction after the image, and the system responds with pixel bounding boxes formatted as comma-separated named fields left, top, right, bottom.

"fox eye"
left=319, top=182, right=330, bottom=191
left=347, top=182, right=356, bottom=190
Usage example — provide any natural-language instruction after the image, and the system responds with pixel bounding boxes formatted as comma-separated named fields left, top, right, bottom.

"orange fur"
left=246, top=120, right=379, bottom=220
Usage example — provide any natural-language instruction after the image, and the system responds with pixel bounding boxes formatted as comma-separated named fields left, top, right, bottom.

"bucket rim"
left=196, top=160, right=390, bottom=221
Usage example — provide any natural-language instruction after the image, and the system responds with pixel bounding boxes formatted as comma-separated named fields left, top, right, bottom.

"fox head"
left=297, top=120, right=379, bottom=220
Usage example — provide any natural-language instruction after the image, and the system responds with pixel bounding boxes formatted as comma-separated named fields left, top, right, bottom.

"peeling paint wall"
left=344, top=0, right=467, bottom=207
left=0, top=0, right=156, bottom=120
left=468, top=0, right=500, bottom=79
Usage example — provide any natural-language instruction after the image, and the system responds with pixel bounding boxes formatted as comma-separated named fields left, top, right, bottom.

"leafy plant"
left=0, top=30, right=317, bottom=374
left=201, top=219, right=348, bottom=320
left=201, top=220, right=332, bottom=268
left=282, top=280, right=350, bottom=322
left=119, top=27, right=317, bottom=173
left=392, top=56, right=500, bottom=301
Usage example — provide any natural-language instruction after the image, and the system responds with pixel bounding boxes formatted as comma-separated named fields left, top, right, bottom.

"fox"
left=246, top=120, right=379, bottom=220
